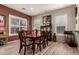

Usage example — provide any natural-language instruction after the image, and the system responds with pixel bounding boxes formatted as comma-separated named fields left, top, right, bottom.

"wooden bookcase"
left=40, top=15, right=52, bottom=41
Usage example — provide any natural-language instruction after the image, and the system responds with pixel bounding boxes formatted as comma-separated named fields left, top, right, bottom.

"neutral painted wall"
left=32, top=5, right=76, bottom=42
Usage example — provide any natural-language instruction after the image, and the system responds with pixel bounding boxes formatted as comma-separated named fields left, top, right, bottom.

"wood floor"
left=0, top=40, right=79, bottom=55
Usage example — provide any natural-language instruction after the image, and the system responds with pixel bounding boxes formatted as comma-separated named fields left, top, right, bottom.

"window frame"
left=55, top=14, right=67, bottom=35
left=9, top=15, right=27, bottom=36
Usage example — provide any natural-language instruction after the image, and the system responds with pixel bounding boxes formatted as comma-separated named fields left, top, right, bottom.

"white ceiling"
left=3, top=4, right=73, bottom=16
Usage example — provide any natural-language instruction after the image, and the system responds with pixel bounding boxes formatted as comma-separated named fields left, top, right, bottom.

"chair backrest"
left=64, top=31, right=73, bottom=35
left=41, top=31, right=48, bottom=40
left=32, top=30, right=38, bottom=36
left=18, top=30, right=27, bottom=43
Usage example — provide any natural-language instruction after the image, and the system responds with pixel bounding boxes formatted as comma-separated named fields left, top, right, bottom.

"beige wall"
left=75, top=5, right=79, bottom=48
left=32, top=5, right=76, bottom=33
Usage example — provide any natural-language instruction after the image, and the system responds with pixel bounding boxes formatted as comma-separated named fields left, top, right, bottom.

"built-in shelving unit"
left=40, top=15, right=52, bottom=41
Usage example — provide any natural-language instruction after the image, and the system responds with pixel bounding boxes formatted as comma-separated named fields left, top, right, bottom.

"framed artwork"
left=0, top=15, right=6, bottom=31
left=0, top=15, right=5, bottom=26
left=0, top=27, right=5, bottom=31
left=43, top=15, right=51, bottom=25
left=46, top=17, right=51, bottom=23
left=75, top=7, right=77, bottom=17
left=43, top=16, right=47, bottom=24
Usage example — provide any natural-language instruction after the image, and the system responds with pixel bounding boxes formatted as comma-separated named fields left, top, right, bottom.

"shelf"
left=40, top=15, right=52, bottom=41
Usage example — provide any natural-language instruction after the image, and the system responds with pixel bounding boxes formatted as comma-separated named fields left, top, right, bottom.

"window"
left=9, top=15, right=27, bottom=36
left=55, top=14, right=67, bottom=35
left=33, top=19, right=42, bottom=30
left=57, top=26, right=65, bottom=34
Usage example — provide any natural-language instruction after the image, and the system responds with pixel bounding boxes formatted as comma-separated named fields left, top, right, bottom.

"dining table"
left=26, top=34, right=42, bottom=54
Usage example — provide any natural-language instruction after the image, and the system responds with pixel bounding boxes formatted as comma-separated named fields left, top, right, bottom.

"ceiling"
left=3, top=4, right=73, bottom=16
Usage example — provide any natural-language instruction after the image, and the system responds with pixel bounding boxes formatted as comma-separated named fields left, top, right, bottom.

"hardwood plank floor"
left=0, top=40, right=79, bottom=55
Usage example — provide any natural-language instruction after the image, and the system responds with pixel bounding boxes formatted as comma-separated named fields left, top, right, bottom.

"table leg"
left=39, top=37, right=41, bottom=51
left=32, top=38, right=35, bottom=55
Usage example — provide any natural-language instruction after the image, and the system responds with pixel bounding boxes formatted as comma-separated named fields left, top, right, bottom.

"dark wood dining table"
left=25, top=34, right=42, bottom=54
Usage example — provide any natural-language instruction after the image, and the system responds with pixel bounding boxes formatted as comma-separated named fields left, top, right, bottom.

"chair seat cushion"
left=26, top=39, right=33, bottom=45
left=22, top=38, right=33, bottom=45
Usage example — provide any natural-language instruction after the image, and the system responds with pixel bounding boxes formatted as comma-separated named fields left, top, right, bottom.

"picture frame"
left=43, top=15, right=51, bottom=25
left=43, top=16, right=47, bottom=24
left=0, top=15, right=5, bottom=27
left=0, top=15, right=6, bottom=31
left=75, top=7, right=77, bottom=17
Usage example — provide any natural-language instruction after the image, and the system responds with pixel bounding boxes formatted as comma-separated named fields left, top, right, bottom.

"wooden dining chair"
left=45, top=31, right=49, bottom=46
left=64, top=31, right=77, bottom=47
left=32, top=30, right=42, bottom=52
left=40, top=31, right=48, bottom=48
left=44, top=31, right=48, bottom=47
left=18, top=30, right=33, bottom=55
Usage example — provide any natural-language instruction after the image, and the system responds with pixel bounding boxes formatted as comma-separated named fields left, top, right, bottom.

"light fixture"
left=30, top=8, right=33, bottom=10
